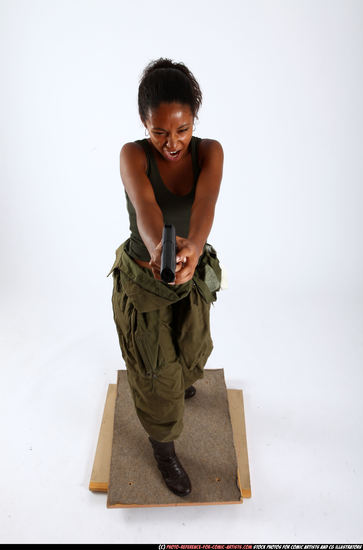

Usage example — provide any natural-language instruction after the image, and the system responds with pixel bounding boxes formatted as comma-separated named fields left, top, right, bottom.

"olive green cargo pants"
left=108, top=239, right=221, bottom=443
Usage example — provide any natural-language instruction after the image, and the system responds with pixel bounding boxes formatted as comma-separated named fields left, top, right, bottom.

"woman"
left=108, top=57, right=224, bottom=498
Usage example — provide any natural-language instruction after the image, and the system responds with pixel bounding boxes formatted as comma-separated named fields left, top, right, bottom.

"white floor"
left=1, top=285, right=362, bottom=543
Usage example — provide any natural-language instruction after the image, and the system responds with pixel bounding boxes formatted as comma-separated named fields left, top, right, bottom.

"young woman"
left=108, top=57, right=224, bottom=498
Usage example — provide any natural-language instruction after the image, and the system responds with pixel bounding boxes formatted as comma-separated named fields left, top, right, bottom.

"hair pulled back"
left=138, top=57, right=202, bottom=124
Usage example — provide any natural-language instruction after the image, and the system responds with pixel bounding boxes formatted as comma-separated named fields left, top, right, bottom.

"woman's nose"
left=166, top=136, right=178, bottom=148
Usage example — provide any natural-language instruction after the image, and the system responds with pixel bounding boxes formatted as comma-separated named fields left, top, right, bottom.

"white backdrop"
left=1, top=0, right=362, bottom=543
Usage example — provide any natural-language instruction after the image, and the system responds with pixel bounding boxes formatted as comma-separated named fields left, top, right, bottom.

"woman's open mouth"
left=164, top=149, right=181, bottom=161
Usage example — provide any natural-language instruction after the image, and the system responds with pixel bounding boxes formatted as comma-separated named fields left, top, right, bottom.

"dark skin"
left=119, top=101, right=224, bottom=284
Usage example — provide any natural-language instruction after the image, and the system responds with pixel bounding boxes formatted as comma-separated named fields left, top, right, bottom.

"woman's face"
left=144, top=102, right=194, bottom=163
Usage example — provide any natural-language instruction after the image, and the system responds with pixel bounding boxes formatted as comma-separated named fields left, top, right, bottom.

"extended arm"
left=174, top=139, right=224, bottom=284
left=188, top=139, right=223, bottom=254
left=120, top=143, right=164, bottom=257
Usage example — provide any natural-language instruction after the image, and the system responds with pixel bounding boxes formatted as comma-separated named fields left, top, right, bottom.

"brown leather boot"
left=148, top=436, right=192, bottom=497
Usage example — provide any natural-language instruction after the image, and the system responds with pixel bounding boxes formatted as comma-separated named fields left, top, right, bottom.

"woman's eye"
left=153, top=129, right=189, bottom=136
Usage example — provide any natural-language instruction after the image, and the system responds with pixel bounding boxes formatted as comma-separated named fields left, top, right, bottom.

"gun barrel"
left=161, top=224, right=176, bottom=283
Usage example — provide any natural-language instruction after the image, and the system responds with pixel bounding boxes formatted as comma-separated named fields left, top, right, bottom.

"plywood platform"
left=89, top=369, right=251, bottom=507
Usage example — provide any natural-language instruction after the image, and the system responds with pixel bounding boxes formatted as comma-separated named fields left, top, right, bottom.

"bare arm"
left=174, top=139, right=224, bottom=284
left=188, top=139, right=224, bottom=255
left=119, top=142, right=164, bottom=257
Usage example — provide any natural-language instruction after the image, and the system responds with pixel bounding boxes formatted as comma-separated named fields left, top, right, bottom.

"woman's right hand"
left=149, top=240, right=184, bottom=283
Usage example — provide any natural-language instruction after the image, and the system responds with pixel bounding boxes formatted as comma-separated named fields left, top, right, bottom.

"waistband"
left=107, top=238, right=222, bottom=310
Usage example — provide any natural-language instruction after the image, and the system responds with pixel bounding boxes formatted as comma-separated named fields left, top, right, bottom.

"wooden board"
left=89, top=373, right=251, bottom=504
left=107, top=369, right=242, bottom=507
left=89, top=384, right=117, bottom=492
left=227, top=389, right=251, bottom=498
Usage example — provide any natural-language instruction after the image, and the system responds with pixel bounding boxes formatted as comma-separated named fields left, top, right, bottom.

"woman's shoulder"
left=198, top=137, right=223, bottom=150
left=120, top=140, right=148, bottom=173
left=120, top=139, right=148, bottom=154
left=198, top=138, right=224, bottom=166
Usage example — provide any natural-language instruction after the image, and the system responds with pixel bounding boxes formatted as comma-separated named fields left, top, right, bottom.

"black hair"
left=138, top=57, right=202, bottom=124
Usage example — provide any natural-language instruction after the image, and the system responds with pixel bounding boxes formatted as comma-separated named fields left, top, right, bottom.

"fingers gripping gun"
left=161, top=223, right=176, bottom=283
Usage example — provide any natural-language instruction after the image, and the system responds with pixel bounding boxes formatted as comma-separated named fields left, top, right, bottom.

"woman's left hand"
left=172, top=236, right=202, bottom=285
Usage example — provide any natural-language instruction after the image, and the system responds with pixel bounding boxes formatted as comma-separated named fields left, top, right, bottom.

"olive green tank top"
left=125, top=136, right=202, bottom=262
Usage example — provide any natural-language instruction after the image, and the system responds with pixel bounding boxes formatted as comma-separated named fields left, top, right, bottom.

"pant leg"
left=111, top=270, right=185, bottom=442
left=111, top=270, right=214, bottom=443
left=171, top=283, right=214, bottom=389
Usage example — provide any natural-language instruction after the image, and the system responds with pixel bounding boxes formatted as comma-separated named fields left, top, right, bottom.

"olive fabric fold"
left=107, top=239, right=222, bottom=309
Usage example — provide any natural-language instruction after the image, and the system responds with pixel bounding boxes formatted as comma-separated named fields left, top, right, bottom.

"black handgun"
left=161, top=223, right=176, bottom=283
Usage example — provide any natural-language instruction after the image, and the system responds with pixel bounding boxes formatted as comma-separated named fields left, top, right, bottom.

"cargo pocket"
left=131, top=309, right=160, bottom=379
left=175, top=288, right=213, bottom=371
left=179, top=343, right=212, bottom=373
